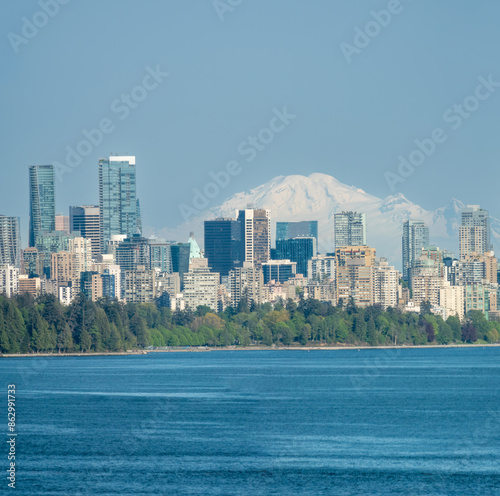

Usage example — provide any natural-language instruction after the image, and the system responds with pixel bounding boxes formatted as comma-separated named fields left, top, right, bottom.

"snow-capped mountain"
left=147, top=173, right=500, bottom=270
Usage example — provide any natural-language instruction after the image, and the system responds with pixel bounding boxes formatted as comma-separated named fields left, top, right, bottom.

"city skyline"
left=3, top=4, right=499, bottom=495
left=4, top=160, right=499, bottom=273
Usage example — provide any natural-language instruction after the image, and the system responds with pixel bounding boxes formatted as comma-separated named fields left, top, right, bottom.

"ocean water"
left=2, top=348, right=500, bottom=495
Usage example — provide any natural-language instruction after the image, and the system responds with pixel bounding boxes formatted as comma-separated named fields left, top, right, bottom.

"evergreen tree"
left=57, top=323, right=74, bottom=352
left=367, top=317, right=377, bottom=346
left=79, top=327, right=92, bottom=352
left=30, top=309, right=50, bottom=352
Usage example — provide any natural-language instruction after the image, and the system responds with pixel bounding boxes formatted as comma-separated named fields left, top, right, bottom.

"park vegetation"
left=0, top=293, right=499, bottom=354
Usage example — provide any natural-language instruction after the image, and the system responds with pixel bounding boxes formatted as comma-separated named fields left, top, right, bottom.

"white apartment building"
left=0, top=265, right=19, bottom=297
left=307, top=255, right=336, bottom=282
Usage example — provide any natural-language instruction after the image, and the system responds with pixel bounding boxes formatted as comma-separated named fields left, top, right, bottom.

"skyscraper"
left=402, top=220, right=429, bottom=282
left=148, top=236, right=172, bottom=273
left=0, top=215, right=21, bottom=268
left=98, top=156, right=139, bottom=250
left=459, top=205, right=491, bottom=259
left=275, top=236, right=316, bottom=276
left=276, top=221, right=318, bottom=242
left=204, top=218, right=243, bottom=278
left=29, top=165, right=55, bottom=247
left=237, top=209, right=271, bottom=267
left=334, top=211, right=366, bottom=248
left=69, top=205, right=101, bottom=258
left=335, top=245, right=376, bottom=308
left=115, top=235, right=150, bottom=272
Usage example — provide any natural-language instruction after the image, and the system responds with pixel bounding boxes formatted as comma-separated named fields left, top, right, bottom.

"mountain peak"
left=150, top=172, right=492, bottom=270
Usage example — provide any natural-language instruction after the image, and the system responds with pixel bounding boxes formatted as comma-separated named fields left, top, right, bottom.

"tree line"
left=0, top=293, right=499, bottom=354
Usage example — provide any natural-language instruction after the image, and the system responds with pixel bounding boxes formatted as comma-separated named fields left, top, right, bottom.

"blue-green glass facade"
left=99, top=156, right=139, bottom=250
left=276, top=221, right=318, bottom=242
left=29, top=165, right=55, bottom=247
left=0, top=215, right=21, bottom=268
left=275, top=237, right=317, bottom=276
left=34, top=231, right=77, bottom=278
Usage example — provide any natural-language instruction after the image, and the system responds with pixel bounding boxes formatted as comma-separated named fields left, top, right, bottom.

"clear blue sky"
left=1, top=1, right=499, bottom=245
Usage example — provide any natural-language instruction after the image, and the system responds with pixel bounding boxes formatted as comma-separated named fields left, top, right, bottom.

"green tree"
left=437, top=321, right=453, bottom=345
left=129, top=314, right=150, bottom=347
left=57, top=323, right=74, bottom=352
left=79, top=327, right=92, bottom=351
left=447, top=315, right=462, bottom=341
left=367, top=317, right=377, bottom=346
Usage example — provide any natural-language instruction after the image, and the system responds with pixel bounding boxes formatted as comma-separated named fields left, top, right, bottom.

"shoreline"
left=2, top=343, right=500, bottom=358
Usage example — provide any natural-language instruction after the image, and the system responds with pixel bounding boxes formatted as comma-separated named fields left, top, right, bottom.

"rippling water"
left=2, top=348, right=500, bottom=495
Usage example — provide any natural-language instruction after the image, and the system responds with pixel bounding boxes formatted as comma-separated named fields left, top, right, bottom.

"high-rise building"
left=170, top=242, right=191, bottom=286
left=373, top=258, right=399, bottom=309
left=439, top=282, right=465, bottom=320
left=460, top=251, right=498, bottom=285
left=90, top=255, right=121, bottom=300
left=464, top=283, right=497, bottom=319
left=29, top=165, right=55, bottom=247
left=69, top=237, right=93, bottom=278
left=124, top=265, right=156, bottom=303
left=459, top=205, right=491, bottom=259
left=98, top=156, right=140, bottom=250
left=334, top=211, right=366, bottom=248
left=148, top=237, right=172, bottom=273
left=275, top=237, right=316, bottom=276
left=411, top=274, right=446, bottom=307
left=0, top=215, right=21, bottom=268
left=276, top=221, right=318, bottom=243
left=204, top=218, right=243, bottom=277
left=101, top=269, right=117, bottom=300
left=229, top=262, right=264, bottom=308
left=307, top=255, right=336, bottom=282
left=237, top=209, right=271, bottom=267
left=335, top=246, right=376, bottom=307
left=183, top=259, right=219, bottom=312
left=402, top=220, right=429, bottom=282
left=70, top=205, right=101, bottom=258
left=21, top=248, right=42, bottom=278
left=80, top=271, right=103, bottom=302
left=34, top=231, right=78, bottom=278
left=115, top=235, right=150, bottom=272
left=0, top=265, right=19, bottom=297
left=55, top=214, right=70, bottom=233
left=50, top=251, right=78, bottom=288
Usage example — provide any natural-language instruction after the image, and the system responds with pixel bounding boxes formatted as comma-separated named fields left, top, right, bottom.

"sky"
left=1, top=1, right=500, bottom=247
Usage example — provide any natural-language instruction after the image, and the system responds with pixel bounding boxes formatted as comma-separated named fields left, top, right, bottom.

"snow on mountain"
left=147, top=173, right=499, bottom=270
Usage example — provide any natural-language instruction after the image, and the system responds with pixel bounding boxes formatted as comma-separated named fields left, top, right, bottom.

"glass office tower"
left=99, top=156, right=139, bottom=251
left=29, top=165, right=55, bottom=247
left=402, top=220, right=429, bottom=282
left=204, top=218, right=243, bottom=278
left=0, top=215, right=21, bottom=268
